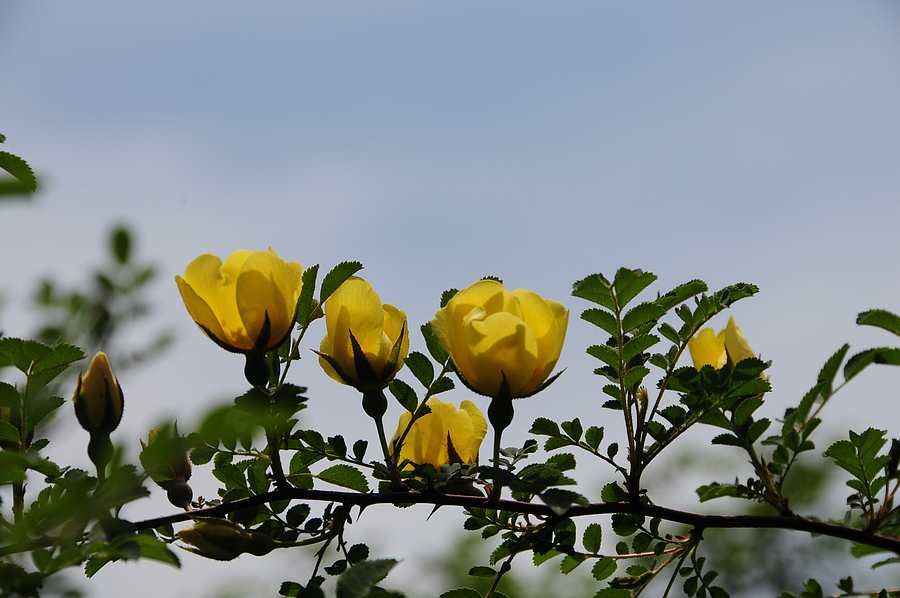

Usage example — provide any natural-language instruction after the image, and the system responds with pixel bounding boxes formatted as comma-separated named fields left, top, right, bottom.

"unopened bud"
left=177, top=519, right=276, bottom=561
left=140, top=424, right=193, bottom=508
left=73, top=352, right=124, bottom=436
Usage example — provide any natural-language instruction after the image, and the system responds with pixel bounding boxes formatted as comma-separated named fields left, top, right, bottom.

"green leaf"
left=439, top=590, right=482, bottom=598
left=613, top=268, right=657, bottom=307
left=335, top=559, right=398, bottom=598
left=296, top=264, right=320, bottom=326
left=0, top=420, right=18, bottom=443
left=287, top=504, right=311, bottom=527
left=622, top=334, right=659, bottom=362
left=467, top=566, right=495, bottom=577
left=843, top=347, right=900, bottom=381
left=584, top=426, right=604, bottom=450
left=421, top=322, right=449, bottom=364
left=320, top=261, right=363, bottom=304
left=857, top=309, right=900, bottom=336
left=388, top=380, right=418, bottom=413
left=817, top=343, right=849, bottom=395
left=572, top=273, right=614, bottom=310
left=592, top=558, right=616, bottom=581
left=110, top=227, right=132, bottom=264
left=132, top=533, right=180, bottom=568
left=581, top=308, right=618, bottom=337
left=404, top=352, right=434, bottom=387
left=621, top=302, right=665, bottom=333
left=0, top=150, right=38, bottom=195
left=213, top=463, right=246, bottom=489
left=583, top=522, right=602, bottom=553
left=655, top=280, right=708, bottom=312
left=587, top=344, right=619, bottom=368
left=560, top=554, right=586, bottom=573
left=560, top=418, right=583, bottom=442
left=530, top=417, right=561, bottom=437
left=318, top=464, right=370, bottom=493
left=593, top=589, right=630, bottom=598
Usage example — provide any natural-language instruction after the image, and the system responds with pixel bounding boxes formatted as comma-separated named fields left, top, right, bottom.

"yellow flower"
left=318, top=276, right=409, bottom=391
left=723, top=316, right=754, bottom=363
left=688, top=317, right=755, bottom=369
left=390, top=398, right=487, bottom=468
left=431, top=280, right=569, bottom=398
left=176, top=249, right=303, bottom=353
left=177, top=519, right=275, bottom=561
left=73, top=352, right=124, bottom=435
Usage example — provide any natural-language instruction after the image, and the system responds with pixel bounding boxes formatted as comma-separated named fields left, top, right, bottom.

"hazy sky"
left=2, top=2, right=900, bottom=596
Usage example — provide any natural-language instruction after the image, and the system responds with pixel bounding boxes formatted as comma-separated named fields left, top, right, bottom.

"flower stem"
left=266, top=428, right=288, bottom=488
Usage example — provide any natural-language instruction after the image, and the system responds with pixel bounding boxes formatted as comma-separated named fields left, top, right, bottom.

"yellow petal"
left=180, top=253, right=252, bottom=350
left=512, top=290, right=570, bottom=391
left=688, top=327, right=727, bottom=369
left=175, top=275, right=228, bottom=345
left=465, top=311, right=538, bottom=397
left=455, top=400, right=487, bottom=463
left=235, top=250, right=301, bottom=349
left=380, top=304, right=409, bottom=376
left=322, top=277, right=385, bottom=384
left=724, top=316, right=754, bottom=364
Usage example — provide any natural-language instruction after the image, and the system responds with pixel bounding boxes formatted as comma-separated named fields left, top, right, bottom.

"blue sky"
left=2, top=2, right=900, bottom=596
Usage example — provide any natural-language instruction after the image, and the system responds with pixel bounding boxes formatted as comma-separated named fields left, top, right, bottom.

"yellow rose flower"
left=175, top=248, right=303, bottom=353
left=73, top=352, right=124, bottom=435
left=688, top=317, right=755, bottom=369
left=390, top=397, right=487, bottom=469
left=317, top=276, right=409, bottom=391
left=431, top=280, right=569, bottom=399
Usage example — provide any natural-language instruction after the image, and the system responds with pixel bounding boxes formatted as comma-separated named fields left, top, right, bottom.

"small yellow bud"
left=73, top=352, right=124, bottom=435
left=177, top=519, right=276, bottom=561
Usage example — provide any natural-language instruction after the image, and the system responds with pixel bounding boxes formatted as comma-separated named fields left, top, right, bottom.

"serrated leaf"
left=335, top=559, right=397, bottom=598
left=584, top=426, right=604, bottom=450
left=560, top=554, right=586, bottom=574
left=421, top=322, right=449, bottom=364
left=0, top=150, right=38, bottom=195
left=295, top=264, right=320, bottom=326
left=843, top=347, right=900, bottom=381
left=320, top=261, right=363, bottom=304
left=318, top=464, right=369, bottom=493
left=592, top=558, right=616, bottom=581
left=530, top=417, right=560, bottom=437
left=613, top=268, right=657, bottom=307
left=583, top=523, right=602, bottom=553
left=572, top=273, right=614, bottom=310
left=468, top=566, right=495, bottom=577
left=656, top=280, right=708, bottom=312
left=439, top=590, right=482, bottom=598
left=388, top=379, right=418, bottom=413
left=857, top=309, right=900, bottom=336
left=581, top=308, right=618, bottom=337
left=404, top=352, right=434, bottom=387
left=622, top=302, right=665, bottom=333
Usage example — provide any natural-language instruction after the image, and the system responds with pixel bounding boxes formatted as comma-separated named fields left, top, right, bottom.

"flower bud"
left=176, top=249, right=303, bottom=354
left=177, top=519, right=276, bottom=561
left=73, top=352, right=123, bottom=436
left=390, top=398, right=487, bottom=469
left=139, top=424, right=193, bottom=508
left=431, top=280, right=568, bottom=399
left=317, top=277, right=409, bottom=392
